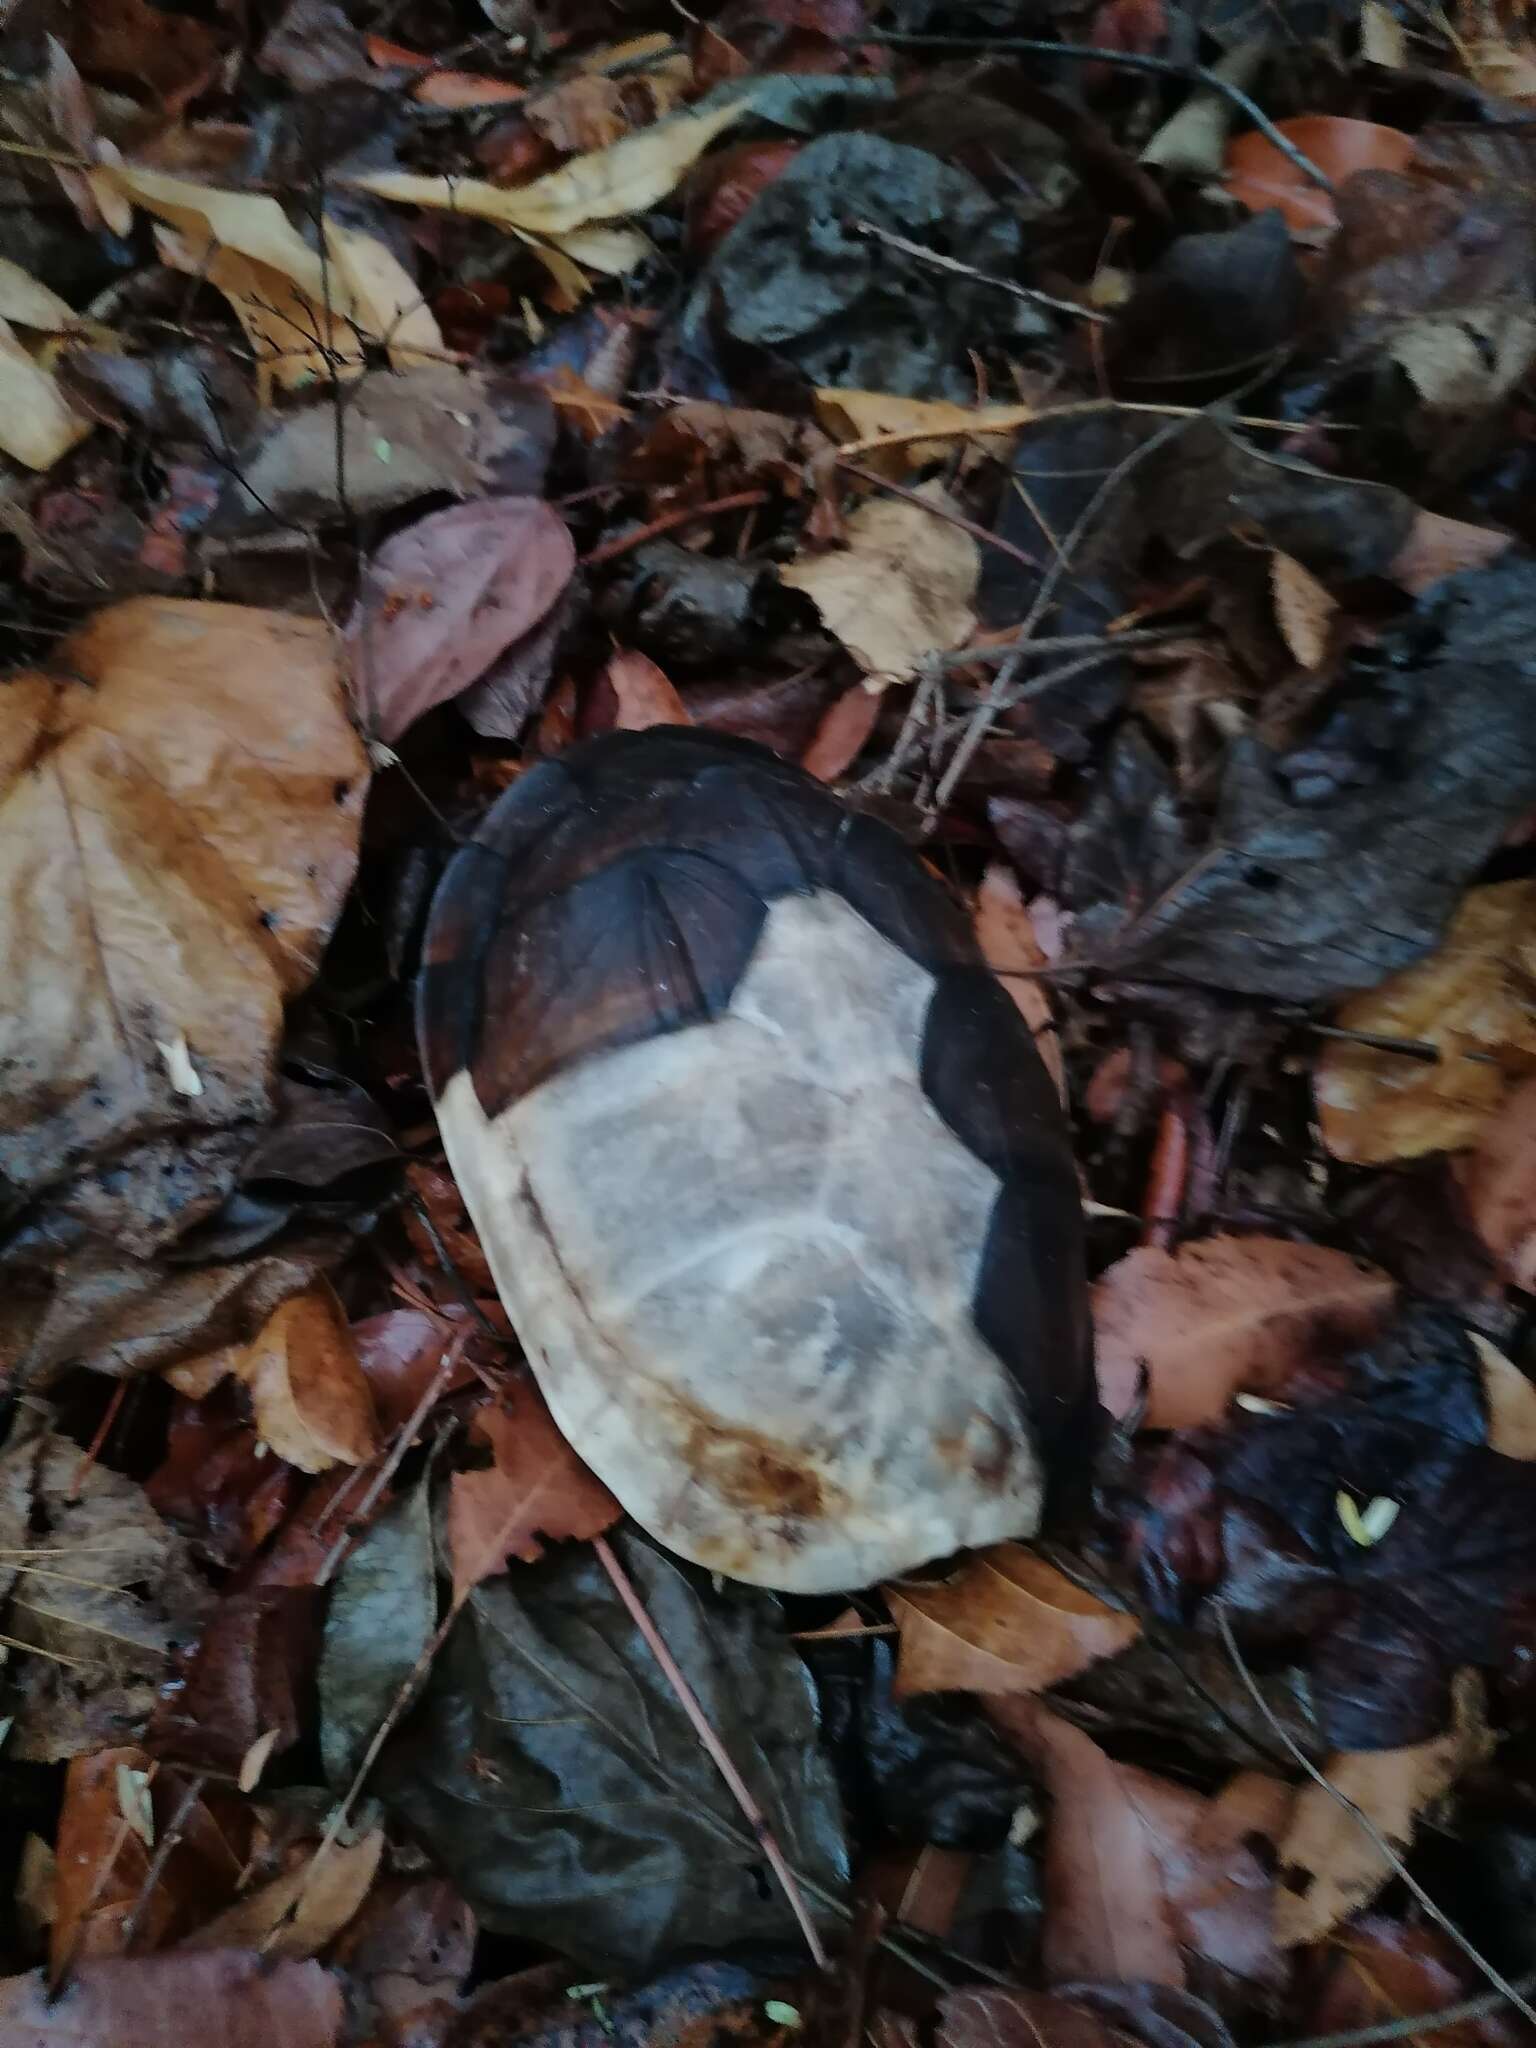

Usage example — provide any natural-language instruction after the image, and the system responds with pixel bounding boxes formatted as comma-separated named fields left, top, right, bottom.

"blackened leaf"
left=699, top=133, right=1037, bottom=399
left=378, top=1530, right=848, bottom=1974
left=1070, top=558, right=1536, bottom=1001
left=1116, top=211, right=1303, bottom=383
left=320, top=1478, right=435, bottom=1789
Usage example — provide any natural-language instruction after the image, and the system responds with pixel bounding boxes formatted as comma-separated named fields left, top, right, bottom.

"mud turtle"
left=419, top=727, right=1092, bottom=1592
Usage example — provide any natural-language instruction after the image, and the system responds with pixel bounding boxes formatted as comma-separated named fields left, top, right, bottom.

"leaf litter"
left=6, top=0, right=1536, bottom=2042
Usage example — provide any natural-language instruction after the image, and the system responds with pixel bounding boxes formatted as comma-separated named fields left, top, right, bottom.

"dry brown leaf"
left=1275, top=1673, right=1489, bottom=1946
left=801, top=684, right=880, bottom=783
left=605, top=647, right=691, bottom=730
left=990, top=1701, right=1186, bottom=1986
left=0, top=257, right=74, bottom=331
left=0, top=318, right=89, bottom=469
left=234, top=1284, right=380, bottom=1473
left=1093, top=1236, right=1396, bottom=1427
left=781, top=482, right=979, bottom=689
left=974, top=863, right=1065, bottom=1102
left=1389, top=507, right=1511, bottom=595
left=887, top=1544, right=1139, bottom=1699
left=1466, top=1330, right=1536, bottom=1459
left=813, top=388, right=1034, bottom=473
left=348, top=97, right=750, bottom=241
left=1270, top=549, right=1336, bottom=669
left=180, top=1829, right=383, bottom=1957
left=526, top=75, right=631, bottom=153
left=0, top=1950, right=343, bottom=2048
left=1316, top=880, right=1536, bottom=1165
left=0, top=600, right=366, bottom=1230
left=447, top=1374, right=621, bottom=1598
left=50, top=1748, right=156, bottom=1972
left=1457, top=1071, right=1536, bottom=1289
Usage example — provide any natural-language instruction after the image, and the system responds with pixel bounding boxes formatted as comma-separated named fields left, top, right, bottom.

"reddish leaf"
left=0, top=1950, right=341, bottom=2048
left=1224, top=117, right=1415, bottom=234
left=604, top=647, right=692, bottom=732
left=352, top=1309, right=473, bottom=1431
left=688, top=139, right=801, bottom=255
left=1456, top=1071, right=1536, bottom=1288
left=347, top=499, right=576, bottom=743
left=234, top=1284, right=381, bottom=1474
left=801, top=683, right=879, bottom=781
left=1300, top=1915, right=1531, bottom=2048
left=145, top=1386, right=299, bottom=1569
left=447, top=1374, right=621, bottom=1598
left=1093, top=1235, right=1396, bottom=1427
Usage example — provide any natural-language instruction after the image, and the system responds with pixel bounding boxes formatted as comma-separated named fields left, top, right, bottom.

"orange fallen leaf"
left=235, top=1284, right=381, bottom=1474
left=887, top=1544, right=1139, bottom=1699
left=605, top=647, right=692, bottom=730
left=448, top=1374, right=621, bottom=1598
left=1390, top=507, right=1511, bottom=595
left=801, top=683, right=879, bottom=782
left=1093, top=1236, right=1395, bottom=1427
left=1224, top=117, right=1415, bottom=234
left=1457, top=1070, right=1536, bottom=1290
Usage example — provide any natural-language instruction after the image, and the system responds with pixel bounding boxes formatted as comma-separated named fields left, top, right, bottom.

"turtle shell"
left=419, top=727, right=1092, bottom=1592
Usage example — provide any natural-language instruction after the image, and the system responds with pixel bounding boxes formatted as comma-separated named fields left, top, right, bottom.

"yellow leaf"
left=1315, top=879, right=1536, bottom=1164
left=346, top=95, right=750, bottom=239
left=781, top=480, right=979, bottom=689
left=0, top=257, right=74, bottom=331
left=321, top=219, right=445, bottom=369
left=100, top=165, right=332, bottom=301
left=0, top=317, right=89, bottom=469
left=813, top=388, right=1034, bottom=473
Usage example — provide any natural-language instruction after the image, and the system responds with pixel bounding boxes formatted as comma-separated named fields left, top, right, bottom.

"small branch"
left=846, top=30, right=1336, bottom=195
left=593, top=1533, right=830, bottom=1971
left=854, top=219, right=1109, bottom=323
left=1215, top=1606, right=1536, bottom=2031
left=121, top=1773, right=208, bottom=1954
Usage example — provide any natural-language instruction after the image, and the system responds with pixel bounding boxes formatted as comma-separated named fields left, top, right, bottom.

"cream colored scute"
left=435, top=890, right=1044, bottom=1592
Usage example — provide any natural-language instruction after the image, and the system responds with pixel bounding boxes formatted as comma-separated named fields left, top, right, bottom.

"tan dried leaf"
left=0, top=257, right=74, bottom=331
left=0, top=600, right=366, bottom=1221
left=974, top=863, right=1065, bottom=1102
left=1316, top=879, right=1536, bottom=1165
left=180, top=1829, right=383, bottom=1958
left=605, top=648, right=691, bottom=731
left=0, top=318, right=88, bottom=469
left=526, top=75, right=631, bottom=153
left=887, top=1544, right=1139, bottom=1699
left=813, top=388, right=1034, bottom=474
left=1466, top=1330, right=1536, bottom=1460
left=234, top=1283, right=380, bottom=1473
left=1457, top=1072, right=1536, bottom=1289
left=1276, top=1673, right=1489, bottom=1946
left=782, top=482, right=979, bottom=689
left=1270, top=549, right=1336, bottom=669
left=0, top=1950, right=343, bottom=2048
left=1093, top=1236, right=1396, bottom=1427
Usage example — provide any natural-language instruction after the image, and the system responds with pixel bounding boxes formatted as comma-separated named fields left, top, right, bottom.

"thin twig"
left=592, top=1533, right=830, bottom=1971
left=854, top=219, right=1109, bottom=323
left=581, top=490, right=770, bottom=567
left=845, top=30, right=1335, bottom=194
left=1215, top=1606, right=1536, bottom=2030
left=121, top=1772, right=208, bottom=1953
left=839, top=461, right=1045, bottom=575
left=939, top=625, right=1185, bottom=667
left=1267, top=1978, right=1536, bottom=2048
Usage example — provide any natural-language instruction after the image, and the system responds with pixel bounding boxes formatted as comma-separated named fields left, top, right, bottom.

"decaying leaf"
left=233, top=1284, right=380, bottom=1473
left=812, top=389, right=1034, bottom=474
left=974, top=864, right=1064, bottom=1102
left=1467, top=1330, right=1536, bottom=1459
left=447, top=1376, right=620, bottom=1598
left=1224, top=117, right=1414, bottom=234
left=781, top=482, right=979, bottom=688
left=1316, top=879, right=1536, bottom=1165
left=1093, top=1237, right=1396, bottom=1427
left=0, top=256, right=75, bottom=331
left=0, top=599, right=366, bottom=1251
left=1270, top=550, right=1336, bottom=670
left=1275, top=1673, right=1489, bottom=1945
left=346, top=498, right=576, bottom=742
left=604, top=647, right=692, bottom=731
left=0, top=1950, right=343, bottom=2048
left=181, top=1828, right=384, bottom=1957
left=1456, top=1070, right=1536, bottom=1289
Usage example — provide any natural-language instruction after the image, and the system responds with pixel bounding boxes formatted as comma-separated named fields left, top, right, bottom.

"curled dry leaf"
left=348, top=96, right=751, bottom=251
left=1275, top=1672, right=1489, bottom=1946
left=974, top=863, right=1065, bottom=1102
left=604, top=647, right=692, bottom=731
left=180, top=1828, right=384, bottom=1957
left=234, top=1283, right=381, bottom=1473
left=887, top=1544, right=1139, bottom=1699
left=447, top=1374, right=621, bottom=1599
left=812, top=388, right=1034, bottom=473
left=0, top=1950, right=343, bottom=2048
left=1456, top=1070, right=1536, bottom=1289
left=781, top=481, right=979, bottom=689
left=1093, top=1236, right=1396, bottom=1427
left=346, top=498, right=576, bottom=743
left=0, top=599, right=366, bottom=1229
left=1223, top=117, right=1415, bottom=234
left=1317, top=881, right=1536, bottom=1165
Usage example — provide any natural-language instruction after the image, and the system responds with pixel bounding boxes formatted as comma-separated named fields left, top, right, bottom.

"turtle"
left=418, top=726, right=1094, bottom=1593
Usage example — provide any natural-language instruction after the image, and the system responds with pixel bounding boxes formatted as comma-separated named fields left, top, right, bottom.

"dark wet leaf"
left=598, top=541, right=782, bottom=670
left=1126, top=1306, right=1536, bottom=1749
left=1067, top=557, right=1536, bottom=1001
left=321, top=1478, right=435, bottom=1789
left=378, top=1530, right=848, bottom=1974
left=1116, top=212, right=1303, bottom=383
left=697, top=132, right=1040, bottom=398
